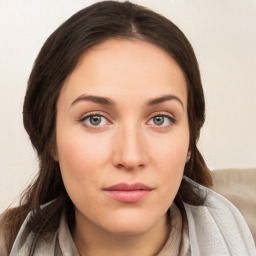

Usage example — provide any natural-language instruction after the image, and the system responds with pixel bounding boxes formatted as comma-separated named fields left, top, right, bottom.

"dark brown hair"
left=1, top=1, right=212, bottom=253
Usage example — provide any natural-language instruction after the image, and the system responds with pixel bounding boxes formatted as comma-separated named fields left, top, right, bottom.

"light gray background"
left=0, top=0, right=255, bottom=212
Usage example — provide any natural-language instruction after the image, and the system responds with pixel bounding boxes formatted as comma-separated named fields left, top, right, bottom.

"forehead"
left=60, top=39, right=188, bottom=108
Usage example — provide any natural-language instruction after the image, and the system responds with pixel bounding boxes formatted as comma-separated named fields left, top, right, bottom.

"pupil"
left=154, top=116, right=164, bottom=125
left=90, top=115, right=101, bottom=125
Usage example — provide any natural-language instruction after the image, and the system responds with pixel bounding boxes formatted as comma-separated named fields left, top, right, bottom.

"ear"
left=51, top=147, right=59, bottom=162
left=186, top=151, right=191, bottom=163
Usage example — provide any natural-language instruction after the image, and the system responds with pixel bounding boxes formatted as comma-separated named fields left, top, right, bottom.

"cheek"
left=57, top=131, right=110, bottom=174
left=56, top=132, right=113, bottom=220
left=150, top=130, right=189, bottom=192
left=55, top=130, right=112, bottom=202
left=151, top=131, right=189, bottom=169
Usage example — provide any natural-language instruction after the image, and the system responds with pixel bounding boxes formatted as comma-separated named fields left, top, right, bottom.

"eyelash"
left=147, top=113, right=176, bottom=127
left=79, top=112, right=111, bottom=130
left=79, top=112, right=176, bottom=130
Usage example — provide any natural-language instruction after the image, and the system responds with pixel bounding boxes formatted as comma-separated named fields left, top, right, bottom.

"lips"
left=103, top=183, right=153, bottom=203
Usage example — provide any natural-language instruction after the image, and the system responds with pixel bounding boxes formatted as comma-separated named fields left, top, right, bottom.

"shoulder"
left=0, top=233, right=8, bottom=256
left=0, top=211, right=35, bottom=255
left=183, top=177, right=256, bottom=256
left=6, top=211, right=58, bottom=255
left=5, top=207, right=74, bottom=255
left=0, top=214, right=8, bottom=256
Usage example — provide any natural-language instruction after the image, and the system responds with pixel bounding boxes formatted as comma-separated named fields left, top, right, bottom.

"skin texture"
left=55, top=39, right=190, bottom=256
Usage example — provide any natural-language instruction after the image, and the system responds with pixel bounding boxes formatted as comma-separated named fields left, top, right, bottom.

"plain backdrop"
left=0, top=0, right=255, bottom=212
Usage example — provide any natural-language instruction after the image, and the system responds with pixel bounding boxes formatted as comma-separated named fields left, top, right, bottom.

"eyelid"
left=147, top=112, right=176, bottom=123
left=79, top=111, right=112, bottom=128
left=146, top=112, right=176, bottom=130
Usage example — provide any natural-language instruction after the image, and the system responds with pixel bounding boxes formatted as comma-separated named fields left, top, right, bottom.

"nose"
left=112, top=122, right=148, bottom=171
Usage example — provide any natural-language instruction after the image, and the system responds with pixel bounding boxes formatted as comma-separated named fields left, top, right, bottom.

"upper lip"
left=104, top=183, right=153, bottom=191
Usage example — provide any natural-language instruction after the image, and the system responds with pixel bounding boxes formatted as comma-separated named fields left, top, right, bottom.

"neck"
left=73, top=211, right=171, bottom=256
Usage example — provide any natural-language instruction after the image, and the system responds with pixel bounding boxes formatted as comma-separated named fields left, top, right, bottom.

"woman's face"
left=55, top=39, right=189, bottom=236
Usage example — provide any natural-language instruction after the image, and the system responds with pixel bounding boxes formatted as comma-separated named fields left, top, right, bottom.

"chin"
left=101, top=209, right=166, bottom=236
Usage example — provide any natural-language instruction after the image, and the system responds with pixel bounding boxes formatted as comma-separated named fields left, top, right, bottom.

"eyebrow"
left=70, top=94, right=184, bottom=109
left=71, top=94, right=114, bottom=107
left=147, top=95, right=184, bottom=109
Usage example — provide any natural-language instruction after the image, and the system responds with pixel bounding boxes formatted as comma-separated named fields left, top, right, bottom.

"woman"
left=0, top=1, right=255, bottom=255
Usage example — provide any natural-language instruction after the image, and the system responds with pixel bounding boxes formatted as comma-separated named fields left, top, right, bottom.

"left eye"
left=82, top=115, right=109, bottom=126
left=148, top=115, right=173, bottom=126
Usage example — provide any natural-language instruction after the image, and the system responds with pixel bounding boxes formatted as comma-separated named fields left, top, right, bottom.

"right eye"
left=80, top=114, right=110, bottom=127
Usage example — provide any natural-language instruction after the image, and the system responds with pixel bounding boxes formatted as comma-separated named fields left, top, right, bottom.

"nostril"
left=115, top=162, right=145, bottom=171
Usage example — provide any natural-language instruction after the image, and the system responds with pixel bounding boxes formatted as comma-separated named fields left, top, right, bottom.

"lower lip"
left=104, top=190, right=152, bottom=203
